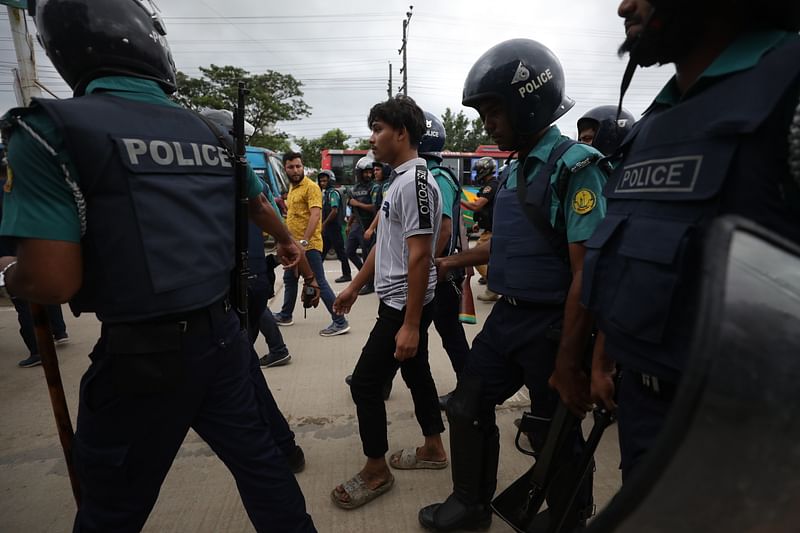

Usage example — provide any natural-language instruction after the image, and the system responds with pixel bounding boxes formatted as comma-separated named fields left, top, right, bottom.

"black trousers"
left=322, top=225, right=351, bottom=277
left=350, top=301, right=444, bottom=458
left=433, top=279, right=470, bottom=375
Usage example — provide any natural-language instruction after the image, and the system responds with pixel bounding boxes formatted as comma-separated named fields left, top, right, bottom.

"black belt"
left=502, top=295, right=558, bottom=309
left=629, top=371, right=678, bottom=400
left=105, top=299, right=232, bottom=340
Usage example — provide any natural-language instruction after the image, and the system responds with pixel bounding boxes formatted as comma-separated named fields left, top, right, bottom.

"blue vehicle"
left=246, top=146, right=290, bottom=213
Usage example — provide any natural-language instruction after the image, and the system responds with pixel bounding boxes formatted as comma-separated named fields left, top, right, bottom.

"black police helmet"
left=577, top=105, right=636, bottom=156
left=462, top=39, right=574, bottom=136
left=419, top=111, right=446, bottom=158
left=31, top=0, right=177, bottom=96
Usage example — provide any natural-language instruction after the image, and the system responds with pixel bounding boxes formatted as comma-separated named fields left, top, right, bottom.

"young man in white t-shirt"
left=332, top=95, right=446, bottom=509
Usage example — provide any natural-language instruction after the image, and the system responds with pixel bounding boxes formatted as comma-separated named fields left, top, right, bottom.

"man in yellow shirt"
left=274, top=152, right=350, bottom=336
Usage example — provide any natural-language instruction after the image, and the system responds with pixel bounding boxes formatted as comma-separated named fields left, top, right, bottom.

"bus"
left=320, top=145, right=514, bottom=187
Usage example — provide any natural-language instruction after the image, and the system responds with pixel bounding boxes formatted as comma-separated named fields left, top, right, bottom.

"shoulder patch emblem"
left=572, top=188, right=597, bottom=215
left=482, top=185, right=492, bottom=194
left=3, top=166, right=13, bottom=193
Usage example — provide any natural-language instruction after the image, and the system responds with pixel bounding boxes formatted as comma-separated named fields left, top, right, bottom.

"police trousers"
left=72, top=302, right=315, bottom=533
left=461, top=299, right=591, bottom=507
left=349, top=302, right=444, bottom=458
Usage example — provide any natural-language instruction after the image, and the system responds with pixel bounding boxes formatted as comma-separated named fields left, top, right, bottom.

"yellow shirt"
left=286, top=176, right=323, bottom=252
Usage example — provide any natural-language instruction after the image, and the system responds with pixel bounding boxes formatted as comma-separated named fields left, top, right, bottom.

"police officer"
left=0, top=2, right=315, bottom=530
left=461, top=156, right=499, bottom=300
left=419, top=38, right=607, bottom=531
left=363, top=160, right=393, bottom=243
left=582, top=0, right=800, bottom=482
left=576, top=105, right=636, bottom=156
left=418, top=111, right=471, bottom=409
left=346, top=155, right=377, bottom=294
left=319, top=169, right=351, bottom=282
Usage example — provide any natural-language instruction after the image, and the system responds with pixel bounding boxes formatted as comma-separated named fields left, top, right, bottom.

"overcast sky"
left=1, top=0, right=673, bottom=146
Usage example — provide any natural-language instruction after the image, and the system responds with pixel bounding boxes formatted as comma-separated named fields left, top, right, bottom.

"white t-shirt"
left=374, top=157, right=442, bottom=310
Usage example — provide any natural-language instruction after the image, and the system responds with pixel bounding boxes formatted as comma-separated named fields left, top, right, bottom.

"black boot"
left=419, top=379, right=499, bottom=531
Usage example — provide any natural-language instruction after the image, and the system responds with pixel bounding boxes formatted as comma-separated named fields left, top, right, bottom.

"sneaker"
left=18, top=354, right=42, bottom=368
left=273, top=313, right=294, bottom=326
left=260, top=352, right=291, bottom=367
left=286, top=445, right=306, bottom=474
left=477, top=289, right=500, bottom=302
left=334, top=275, right=352, bottom=283
left=320, top=320, right=350, bottom=337
left=358, top=284, right=374, bottom=295
left=54, top=333, right=70, bottom=345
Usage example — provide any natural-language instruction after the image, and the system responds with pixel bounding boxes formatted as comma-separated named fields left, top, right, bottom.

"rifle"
left=30, top=303, right=80, bottom=506
left=232, top=82, right=250, bottom=330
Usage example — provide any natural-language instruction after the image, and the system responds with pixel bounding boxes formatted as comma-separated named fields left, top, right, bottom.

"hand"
left=302, top=280, right=321, bottom=308
left=548, top=361, right=593, bottom=417
left=276, top=240, right=302, bottom=268
left=333, top=286, right=358, bottom=315
left=364, top=227, right=374, bottom=241
left=591, top=365, right=618, bottom=412
left=394, top=323, right=420, bottom=361
left=434, top=257, right=452, bottom=283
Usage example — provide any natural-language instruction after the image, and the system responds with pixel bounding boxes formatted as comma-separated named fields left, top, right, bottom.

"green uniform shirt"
left=504, top=125, right=606, bottom=243
left=428, top=161, right=458, bottom=220
left=653, top=30, right=798, bottom=108
left=0, top=76, right=264, bottom=243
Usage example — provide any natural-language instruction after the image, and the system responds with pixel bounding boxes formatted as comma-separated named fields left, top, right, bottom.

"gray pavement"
left=0, top=265, right=621, bottom=532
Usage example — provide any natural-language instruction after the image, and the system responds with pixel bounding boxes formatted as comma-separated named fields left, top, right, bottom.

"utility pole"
left=6, top=5, right=42, bottom=106
left=398, top=6, right=413, bottom=96
left=387, top=62, right=393, bottom=98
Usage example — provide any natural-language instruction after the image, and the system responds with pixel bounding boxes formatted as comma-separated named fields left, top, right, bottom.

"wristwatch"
left=299, top=239, right=309, bottom=248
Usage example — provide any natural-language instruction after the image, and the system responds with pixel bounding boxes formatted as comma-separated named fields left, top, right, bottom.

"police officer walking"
left=418, top=111, right=471, bottom=409
left=319, top=169, right=351, bottom=283
left=0, top=2, right=315, bottom=531
left=580, top=0, right=800, bottom=482
left=418, top=39, right=608, bottom=531
left=346, top=156, right=377, bottom=294
left=460, top=156, right=499, bottom=300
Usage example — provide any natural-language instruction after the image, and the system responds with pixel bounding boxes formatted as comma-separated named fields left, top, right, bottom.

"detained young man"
left=331, top=95, right=447, bottom=509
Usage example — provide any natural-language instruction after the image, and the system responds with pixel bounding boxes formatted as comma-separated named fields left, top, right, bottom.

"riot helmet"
left=317, top=169, right=336, bottom=186
left=355, top=156, right=374, bottom=181
left=198, top=108, right=255, bottom=150
left=462, top=39, right=574, bottom=136
left=473, top=157, right=497, bottom=181
left=419, top=111, right=446, bottom=160
left=577, top=105, right=635, bottom=156
left=30, top=0, right=177, bottom=96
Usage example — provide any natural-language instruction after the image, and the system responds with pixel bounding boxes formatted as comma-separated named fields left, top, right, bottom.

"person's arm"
left=435, top=215, right=452, bottom=258
left=461, top=196, right=489, bottom=211
left=248, top=193, right=300, bottom=268
left=303, top=207, right=321, bottom=243
left=548, top=243, right=594, bottom=416
left=590, top=331, right=617, bottom=411
left=322, top=206, right=338, bottom=229
left=435, top=240, right=490, bottom=279
left=333, top=244, right=377, bottom=314
left=2, top=240, right=82, bottom=303
left=394, top=233, right=432, bottom=361
left=364, top=211, right=380, bottom=241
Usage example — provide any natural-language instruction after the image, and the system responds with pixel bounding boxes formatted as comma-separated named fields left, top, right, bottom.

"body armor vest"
left=582, top=39, right=800, bottom=380
left=36, top=94, right=236, bottom=323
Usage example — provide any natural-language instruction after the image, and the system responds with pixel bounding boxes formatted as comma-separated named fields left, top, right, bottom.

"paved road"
left=0, top=264, right=621, bottom=532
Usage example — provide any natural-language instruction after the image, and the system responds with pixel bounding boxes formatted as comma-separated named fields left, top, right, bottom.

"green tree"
left=295, top=128, right=350, bottom=170
left=351, top=138, right=372, bottom=150
left=441, top=108, right=492, bottom=152
left=173, top=65, right=310, bottom=149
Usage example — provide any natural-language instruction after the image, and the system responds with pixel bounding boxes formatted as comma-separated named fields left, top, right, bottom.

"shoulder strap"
left=515, top=139, right=578, bottom=264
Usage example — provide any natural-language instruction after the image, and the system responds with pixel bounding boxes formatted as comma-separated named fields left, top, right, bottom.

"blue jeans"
left=279, top=249, right=345, bottom=325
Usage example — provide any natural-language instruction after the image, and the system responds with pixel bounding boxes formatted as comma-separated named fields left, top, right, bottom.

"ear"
left=397, top=126, right=408, bottom=144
